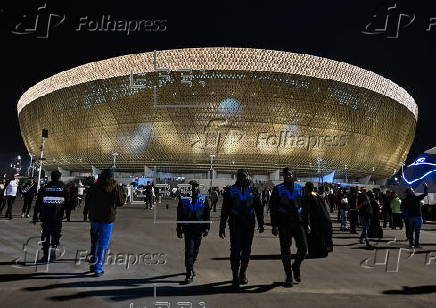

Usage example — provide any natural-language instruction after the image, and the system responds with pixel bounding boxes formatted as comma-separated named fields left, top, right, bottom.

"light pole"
left=344, top=164, right=348, bottom=183
left=17, top=155, right=21, bottom=174
left=112, top=153, right=119, bottom=170
left=28, top=153, right=35, bottom=177
left=209, top=154, right=216, bottom=192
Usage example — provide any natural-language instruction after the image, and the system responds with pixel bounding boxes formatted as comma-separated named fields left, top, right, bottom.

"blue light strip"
left=402, top=158, right=436, bottom=185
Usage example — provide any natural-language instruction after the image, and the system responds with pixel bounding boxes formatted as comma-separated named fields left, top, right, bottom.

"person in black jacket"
left=368, top=191, right=382, bottom=238
left=348, top=187, right=358, bottom=234
left=21, top=178, right=36, bottom=218
left=144, top=181, right=154, bottom=209
left=177, top=180, right=210, bottom=284
left=381, top=190, right=392, bottom=228
left=404, top=183, right=428, bottom=248
left=357, top=188, right=373, bottom=248
left=219, top=169, right=264, bottom=288
left=33, top=171, right=69, bottom=262
left=85, top=169, right=126, bottom=276
left=302, top=182, right=333, bottom=259
left=270, top=168, right=307, bottom=287
left=0, top=179, right=5, bottom=215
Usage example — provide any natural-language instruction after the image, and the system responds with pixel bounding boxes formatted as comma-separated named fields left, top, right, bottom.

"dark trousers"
left=5, top=196, right=16, bottom=219
left=0, top=197, right=6, bottom=214
left=64, top=207, right=72, bottom=221
left=41, top=218, right=63, bottom=257
left=359, top=214, right=371, bottom=243
left=392, top=213, right=403, bottom=229
left=278, top=223, right=307, bottom=274
left=229, top=222, right=255, bottom=274
left=382, top=210, right=392, bottom=228
left=408, top=216, right=423, bottom=245
left=211, top=201, right=218, bottom=212
left=184, top=231, right=203, bottom=271
left=349, top=209, right=358, bottom=233
left=403, top=216, right=410, bottom=239
left=22, top=197, right=33, bottom=215
left=144, top=195, right=153, bottom=209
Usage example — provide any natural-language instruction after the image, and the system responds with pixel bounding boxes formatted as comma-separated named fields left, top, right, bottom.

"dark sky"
left=0, top=0, right=435, bottom=174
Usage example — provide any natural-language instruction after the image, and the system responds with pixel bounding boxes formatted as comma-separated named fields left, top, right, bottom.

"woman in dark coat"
left=301, top=182, right=333, bottom=258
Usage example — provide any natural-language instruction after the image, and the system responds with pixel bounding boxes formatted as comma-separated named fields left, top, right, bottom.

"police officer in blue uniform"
left=177, top=180, right=210, bottom=284
left=270, top=167, right=308, bottom=287
left=33, top=170, right=69, bottom=262
left=219, top=169, right=264, bottom=287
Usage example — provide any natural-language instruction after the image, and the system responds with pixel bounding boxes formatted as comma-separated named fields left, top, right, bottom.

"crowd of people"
left=0, top=168, right=430, bottom=287
left=317, top=183, right=428, bottom=248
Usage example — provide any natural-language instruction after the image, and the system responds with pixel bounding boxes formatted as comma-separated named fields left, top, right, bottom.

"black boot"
left=232, top=267, right=240, bottom=287
left=49, top=246, right=58, bottom=262
left=239, top=263, right=248, bottom=285
left=184, top=269, right=195, bottom=284
left=39, top=247, right=49, bottom=263
left=285, top=272, right=293, bottom=287
left=292, top=263, right=301, bottom=283
left=239, top=271, right=248, bottom=285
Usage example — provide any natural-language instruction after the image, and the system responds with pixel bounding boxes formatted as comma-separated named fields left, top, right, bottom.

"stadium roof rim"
left=17, top=47, right=418, bottom=119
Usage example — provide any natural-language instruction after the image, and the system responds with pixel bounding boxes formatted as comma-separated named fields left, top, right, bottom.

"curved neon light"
left=402, top=157, right=436, bottom=185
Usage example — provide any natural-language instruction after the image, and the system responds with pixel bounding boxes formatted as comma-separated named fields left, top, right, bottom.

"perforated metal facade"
left=17, top=48, right=417, bottom=178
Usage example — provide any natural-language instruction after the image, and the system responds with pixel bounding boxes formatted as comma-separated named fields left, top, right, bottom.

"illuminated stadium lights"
left=17, top=48, right=417, bottom=178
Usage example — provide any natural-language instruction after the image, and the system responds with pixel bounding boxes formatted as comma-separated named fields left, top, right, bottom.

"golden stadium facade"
left=17, top=47, right=417, bottom=179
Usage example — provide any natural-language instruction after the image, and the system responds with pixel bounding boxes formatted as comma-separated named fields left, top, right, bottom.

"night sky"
left=1, top=0, right=435, bottom=175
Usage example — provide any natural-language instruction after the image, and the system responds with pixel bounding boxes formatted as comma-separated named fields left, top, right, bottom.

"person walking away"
left=33, top=171, right=69, bottom=262
left=77, top=180, right=85, bottom=207
left=368, top=191, right=383, bottom=238
left=348, top=187, right=358, bottom=234
left=210, top=188, right=219, bottom=212
left=0, top=179, right=6, bottom=215
left=83, top=186, right=90, bottom=221
left=85, top=169, right=126, bottom=276
left=404, top=183, right=428, bottom=248
left=390, top=191, right=403, bottom=229
left=327, top=191, right=335, bottom=213
left=269, top=168, right=307, bottom=287
left=64, top=181, right=78, bottom=222
left=339, top=191, right=349, bottom=231
left=357, top=188, right=372, bottom=247
left=219, top=169, right=264, bottom=288
left=381, top=190, right=392, bottom=228
left=4, top=175, right=19, bottom=219
left=144, top=181, right=154, bottom=210
left=21, top=178, right=36, bottom=218
left=177, top=180, right=210, bottom=284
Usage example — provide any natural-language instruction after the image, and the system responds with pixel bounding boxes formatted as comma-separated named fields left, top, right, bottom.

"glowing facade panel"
left=17, top=48, right=417, bottom=178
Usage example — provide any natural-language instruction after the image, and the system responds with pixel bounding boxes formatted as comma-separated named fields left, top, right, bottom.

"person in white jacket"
left=4, top=175, right=19, bottom=219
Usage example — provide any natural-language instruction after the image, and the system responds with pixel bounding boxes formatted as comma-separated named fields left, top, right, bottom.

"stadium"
left=17, top=47, right=417, bottom=181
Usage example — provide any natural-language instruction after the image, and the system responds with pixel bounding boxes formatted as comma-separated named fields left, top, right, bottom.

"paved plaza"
left=1, top=198, right=436, bottom=308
